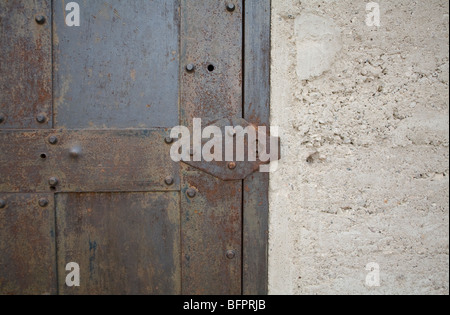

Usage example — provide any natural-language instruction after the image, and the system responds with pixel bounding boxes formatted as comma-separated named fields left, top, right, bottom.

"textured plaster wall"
left=269, top=0, right=449, bottom=294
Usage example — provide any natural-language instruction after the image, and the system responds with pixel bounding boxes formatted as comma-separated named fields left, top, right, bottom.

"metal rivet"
left=38, top=198, right=49, bottom=208
left=165, top=137, right=174, bottom=144
left=35, top=15, right=46, bottom=24
left=36, top=113, right=47, bottom=124
left=186, top=64, right=195, bottom=72
left=226, top=250, right=236, bottom=259
left=165, top=176, right=174, bottom=186
left=48, top=136, right=58, bottom=145
left=226, top=3, right=236, bottom=12
left=187, top=188, right=197, bottom=198
left=0, top=113, right=5, bottom=124
left=48, top=177, right=59, bottom=187
left=69, top=146, right=82, bottom=158
left=228, top=162, right=237, bottom=170
left=0, top=199, right=6, bottom=209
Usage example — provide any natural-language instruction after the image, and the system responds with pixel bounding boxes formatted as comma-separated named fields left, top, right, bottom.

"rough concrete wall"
left=269, top=0, right=449, bottom=295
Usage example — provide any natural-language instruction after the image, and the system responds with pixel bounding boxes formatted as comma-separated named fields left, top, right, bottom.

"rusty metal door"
left=0, top=0, right=270, bottom=295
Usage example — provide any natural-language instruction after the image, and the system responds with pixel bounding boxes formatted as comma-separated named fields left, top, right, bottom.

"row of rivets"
left=164, top=148, right=238, bottom=173
left=1, top=197, right=235, bottom=259
left=165, top=139, right=193, bottom=191
left=39, top=135, right=182, bottom=190
left=0, top=198, right=49, bottom=208
left=164, top=138, right=197, bottom=197
left=46, top=176, right=176, bottom=190
left=2, top=14, right=44, bottom=125
left=4, top=11, right=46, bottom=128
left=1, top=204, right=233, bottom=259
left=185, top=3, right=235, bottom=74
left=164, top=129, right=236, bottom=199
left=0, top=113, right=48, bottom=125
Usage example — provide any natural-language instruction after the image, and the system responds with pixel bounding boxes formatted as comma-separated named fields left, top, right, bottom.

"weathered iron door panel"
left=1, top=0, right=271, bottom=295
left=0, top=0, right=55, bottom=295
left=0, top=194, right=56, bottom=295
left=56, top=192, right=181, bottom=295
left=51, top=0, right=182, bottom=295
left=53, top=0, right=179, bottom=129
left=180, top=0, right=243, bottom=295
left=0, top=0, right=52, bottom=129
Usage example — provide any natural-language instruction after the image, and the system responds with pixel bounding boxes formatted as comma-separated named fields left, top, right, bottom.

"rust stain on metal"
left=0, top=0, right=52, bottom=129
left=180, top=0, right=243, bottom=128
left=56, top=192, right=181, bottom=295
left=0, top=129, right=179, bottom=193
left=0, top=194, right=56, bottom=295
left=181, top=165, right=242, bottom=295
left=180, top=0, right=243, bottom=295
left=0, top=0, right=272, bottom=295
left=53, top=0, right=180, bottom=129
left=183, top=117, right=280, bottom=181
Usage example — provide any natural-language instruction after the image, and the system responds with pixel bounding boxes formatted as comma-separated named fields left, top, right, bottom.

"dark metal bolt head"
left=186, top=64, right=195, bottom=72
left=48, top=136, right=58, bottom=145
left=38, top=198, right=49, bottom=208
left=48, top=177, right=59, bottom=187
left=36, top=113, right=47, bottom=124
left=35, top=15, right=46, bottom=24
left=165, top=137, right=174, bottom=144
left=226, top=3, right=236, bottom=12
left=0, top=199, right=6, bottom=209
left=165, top=176, right=175, bottom=186
left=228, top=162, right=237, bottom=170
left=187, top=188, right=197, bottom=198
left=0, top=113, right=5, bottom=124
left=226, top=250, right=236, bottom=260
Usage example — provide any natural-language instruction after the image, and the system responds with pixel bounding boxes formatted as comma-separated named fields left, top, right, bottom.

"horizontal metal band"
left=0, top=129, right=179, bottom=193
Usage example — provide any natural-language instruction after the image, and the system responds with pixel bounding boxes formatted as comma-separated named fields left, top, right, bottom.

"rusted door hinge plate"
left=182, top=117, right=280, bottom=181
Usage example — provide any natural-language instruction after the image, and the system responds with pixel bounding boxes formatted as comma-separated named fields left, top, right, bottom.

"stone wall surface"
left=269, top=0, right=449, bottom=295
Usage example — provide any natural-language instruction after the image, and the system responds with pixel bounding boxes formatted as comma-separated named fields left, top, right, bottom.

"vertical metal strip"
left=243, top=0, right=271, bottom=295
left=51, top=0, right=55, bottom=129
left=51, top=0, right=58, bottom=292
left=241, top=0, right=246, bottom=295
left=0, top=0, right=52, bottom=129
left=180, top=0, right=243, bottom=127
left=180, top=0, right=244, bottom=295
